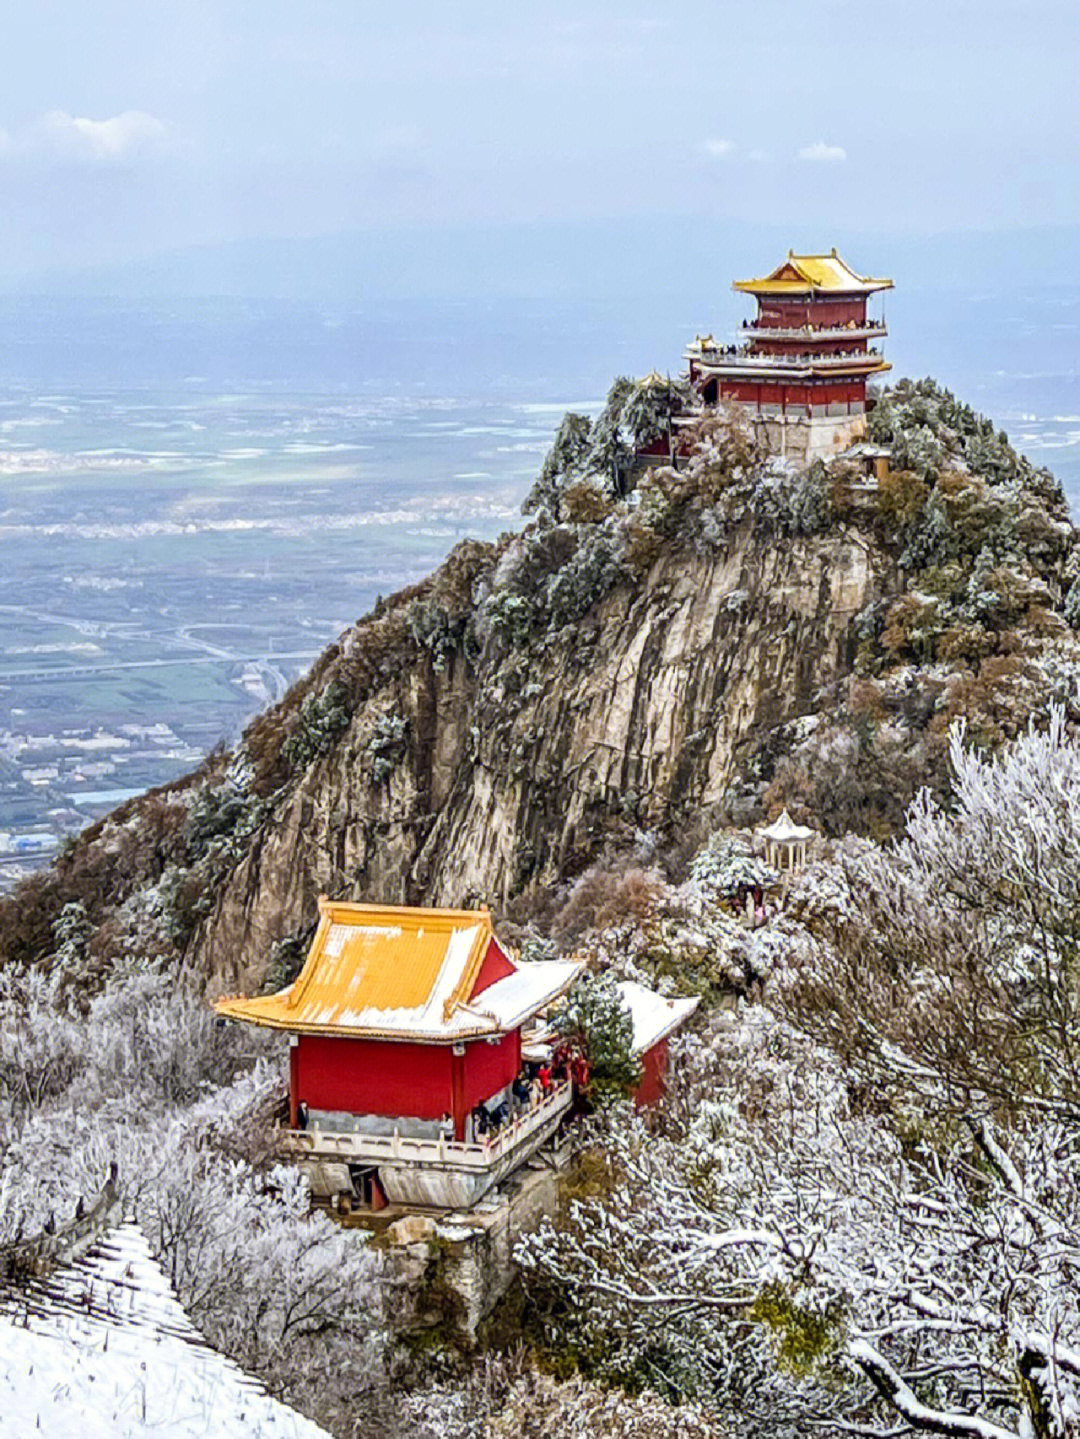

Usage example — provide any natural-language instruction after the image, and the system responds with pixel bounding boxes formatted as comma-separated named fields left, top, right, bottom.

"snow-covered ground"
left=0, top=1223, right=331, bottom=1438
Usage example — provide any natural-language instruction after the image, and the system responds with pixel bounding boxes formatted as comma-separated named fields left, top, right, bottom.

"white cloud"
left=5, top=110, right=166, bottom=163
left=701, top=137, right=734, bottom=158
left=797, top=141, right=847, bottom=163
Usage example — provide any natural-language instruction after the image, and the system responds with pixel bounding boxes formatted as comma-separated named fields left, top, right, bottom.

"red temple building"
left=617, top=981, right=701, bottom=1107
left=684, top=249, right=894, bottom=461
left=216, top=899, right=581, bottom=1209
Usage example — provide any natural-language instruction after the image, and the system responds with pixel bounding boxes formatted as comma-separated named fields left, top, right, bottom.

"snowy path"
left=0, top=1222, right=331, bottom=1438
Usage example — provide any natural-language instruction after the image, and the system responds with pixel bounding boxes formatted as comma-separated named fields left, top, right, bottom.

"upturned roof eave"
left=213, top=1004, right=504, bottom=1043
left=732, top=253, right=893, bottom=296
left=732, top=277, right=894, bottom=296
left=690, top=356, right=892, bottom=378
left=214, top=957, right=583, bottom=1045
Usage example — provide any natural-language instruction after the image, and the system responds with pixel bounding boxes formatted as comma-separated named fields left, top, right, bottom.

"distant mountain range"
left=6, top=216, right=1080, bottom=306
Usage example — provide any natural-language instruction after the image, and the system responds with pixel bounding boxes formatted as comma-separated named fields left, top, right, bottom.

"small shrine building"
left=617, top=981, right=701, bottom=1106
left=216, top=899, right=581, bottom=1209
left=683, top=250, right=893, bottom=461
left=760, top=809, right=816, bottom=873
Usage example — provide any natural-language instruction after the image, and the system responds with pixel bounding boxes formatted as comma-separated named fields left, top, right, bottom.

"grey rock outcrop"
left=199, top=521, right=882, bottom=994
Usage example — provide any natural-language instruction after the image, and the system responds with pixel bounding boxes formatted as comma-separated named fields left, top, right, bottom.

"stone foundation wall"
left=382, top=1161, right=561, bottom=1340
left=749, top=411, right=868, bottom=463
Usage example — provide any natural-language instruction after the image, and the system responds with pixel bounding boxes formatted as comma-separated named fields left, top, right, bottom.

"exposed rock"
left=387, top=1215, right=438, bottom=1248
left=200, top=521, right=884, bottom=994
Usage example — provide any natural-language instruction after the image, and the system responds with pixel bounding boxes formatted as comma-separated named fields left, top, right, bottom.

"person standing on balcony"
left=512, top=1071, right=531, bottom=1112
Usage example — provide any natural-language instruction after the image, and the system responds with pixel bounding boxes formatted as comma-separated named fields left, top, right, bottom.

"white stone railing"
left=280, top=1080, right=573, bottom=1172
left=692, top=348, right=885, bottom=372
left=740, top=322, right=886, bottom=341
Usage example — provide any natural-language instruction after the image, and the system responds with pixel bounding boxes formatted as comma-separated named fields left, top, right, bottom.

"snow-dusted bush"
left=868, top=377, right=1058, bottom=496
left=364, top=710, right=409, bottom=783
left=688, top=832, right=776, bottom=898
left=406, top=1350, right=715, bottom=1437
left=487, top=588, right=537, bottom=647
left=520, top=1005, right=1080, bottom=1439
left=0, top=971, right=393, bottom=1434
left=281, top=680, right=353, bottom=771
left=552, top=863, right=664, bottom=942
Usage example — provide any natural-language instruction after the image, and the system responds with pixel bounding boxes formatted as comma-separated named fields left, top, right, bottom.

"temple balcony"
left=686, top=346, right=889, bottom=375
left=739, top=320, right=887, bottom=342
left=279, top=1079, right=574, bottom=1209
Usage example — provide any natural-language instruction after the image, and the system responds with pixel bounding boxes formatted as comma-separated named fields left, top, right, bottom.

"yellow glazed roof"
left=733, top=250, right=893, bottom=295
left=214, top=898, right=583, bottom=1042
left=216, top=899, right=490, bottom=1034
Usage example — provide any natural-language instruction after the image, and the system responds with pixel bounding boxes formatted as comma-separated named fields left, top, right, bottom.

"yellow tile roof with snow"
left=733, top=250, right=893, bottom=296
left=215, top=898, right=493, bottom=1038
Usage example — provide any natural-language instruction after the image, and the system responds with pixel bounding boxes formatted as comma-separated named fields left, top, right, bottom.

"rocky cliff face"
left=4, top=379, right=1078, bottom=995
left=199, top=519, right=884, bottom=993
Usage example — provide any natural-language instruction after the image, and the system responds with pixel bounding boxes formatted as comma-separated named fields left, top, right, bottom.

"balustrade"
left=281, top=1079, right=573, bottom=1171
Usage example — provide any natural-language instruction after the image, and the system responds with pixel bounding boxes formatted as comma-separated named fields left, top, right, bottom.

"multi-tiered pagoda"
left=686, top=249, right=893, bottom=459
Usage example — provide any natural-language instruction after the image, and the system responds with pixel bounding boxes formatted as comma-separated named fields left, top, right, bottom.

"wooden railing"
left=0, top=1165, right=121, bottom=1284
left=280, top=1080, right=573, bottom=1171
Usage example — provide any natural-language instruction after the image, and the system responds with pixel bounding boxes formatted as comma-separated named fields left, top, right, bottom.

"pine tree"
left=553, top=972, right=641, bottom=1102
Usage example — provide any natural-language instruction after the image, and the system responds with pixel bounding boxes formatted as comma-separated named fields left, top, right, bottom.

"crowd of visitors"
left=461, top=1049, right=585, bottom=1145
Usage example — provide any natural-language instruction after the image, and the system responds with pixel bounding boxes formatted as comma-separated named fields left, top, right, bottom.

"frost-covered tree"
left=523, top=375, right=690, bottom=519
left=519, top=1008, right=1080, bottom=1439
left=523, top=412, right=593, bottom=520
left=49, top=900, right=92, bottom=971
left=522, top=713, right=1080, bottom=1438
left=0, top=969, right=393, bottom=1433
left=789, top=706, right=1080, bottom=1120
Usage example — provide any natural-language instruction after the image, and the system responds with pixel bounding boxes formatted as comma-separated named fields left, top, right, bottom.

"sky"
left=1, top=2, right=1079, bottom=285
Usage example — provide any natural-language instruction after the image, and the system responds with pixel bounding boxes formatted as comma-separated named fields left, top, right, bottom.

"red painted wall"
left=294, top=1034, right=454, bottom=1121
left=637, top=435, right=671, bottom=457
left=465, top=1030, right=520, bottom=1107
left=292, top=1028, right=521, bottom=1138
left=450, top=1030, right=521, bottom=1136
left=633, top=1038, right=669, bottom=1107
left=756, top=297, right=867, bottom=328
left=470, top=937, right=515, bottom=998
left=717, top=378, right=867, bottom=412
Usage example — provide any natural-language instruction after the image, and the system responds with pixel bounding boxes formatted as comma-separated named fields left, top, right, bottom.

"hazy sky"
left=2, top=2, right=1078, bottom=277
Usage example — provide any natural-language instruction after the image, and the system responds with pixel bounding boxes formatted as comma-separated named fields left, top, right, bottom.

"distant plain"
left=1, top=289, right=1078, bottom=878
